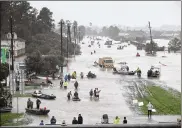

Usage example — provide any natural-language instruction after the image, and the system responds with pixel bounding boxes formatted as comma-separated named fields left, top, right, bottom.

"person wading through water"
left=64, top=74, right=68, bottom=82
left=95, top=88, right=101, bottom=99
left=63, top=81, right=68, bottom=89
left=67, top=91, right=72, bottom=100
left=89, top=89, right=93, bottom=97
left=94, top=88, right=96, bottom=97
left=73, top=91, right=79, bottom=99
left=74, top=81, right=78, bottom=90
left=80, top=72, right=84, bottom=79
left=68, top=73, right=71, bottom=81
left=60, top=78, right=63, bottom=88
left=36, top=98, right=41, bottom=109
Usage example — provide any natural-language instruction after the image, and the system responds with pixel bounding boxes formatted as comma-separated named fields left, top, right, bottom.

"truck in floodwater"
left=104, top=40, right=112, bottom=45
left=98, top=57, right=114, bottom=68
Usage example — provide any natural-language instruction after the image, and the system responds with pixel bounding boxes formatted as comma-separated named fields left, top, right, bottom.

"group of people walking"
left=39, top=114, right=83, bottom=125
left=67, top=91, right=80, bottom=100
left=89, top=88, right=101, bottom=99
left=91, top=50, right=96, bottom=55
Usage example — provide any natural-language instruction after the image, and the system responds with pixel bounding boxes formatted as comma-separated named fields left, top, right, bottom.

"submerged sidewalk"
left=125, top=115, right=180, bottom=124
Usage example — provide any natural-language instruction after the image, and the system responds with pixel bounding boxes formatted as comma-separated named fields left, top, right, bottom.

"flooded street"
left=12, top=37, right=181, bottom=125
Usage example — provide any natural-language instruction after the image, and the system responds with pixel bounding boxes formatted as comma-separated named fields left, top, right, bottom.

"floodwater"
left=12, top=36, right=181, bottom=125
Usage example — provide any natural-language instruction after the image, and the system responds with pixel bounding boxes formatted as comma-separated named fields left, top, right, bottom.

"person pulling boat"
left=80, top=72, right=84, bottom=79
left=74, top=81, right=79, bottom=90
left=67, top=91, right=72, bottom=100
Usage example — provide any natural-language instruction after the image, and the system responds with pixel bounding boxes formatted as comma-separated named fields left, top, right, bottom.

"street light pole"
left=60, top=20, right=64, bottom=75
left=148, top=21, right=153, bottom=54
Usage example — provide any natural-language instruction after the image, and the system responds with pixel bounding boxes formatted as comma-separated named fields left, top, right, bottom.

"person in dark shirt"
left=74, top=81, right=78, bottom=90
left=67, top=91, right=72, bottom=100
left=89, top=89, right=93, bottom=97
left=36, top=98, right=41, bottom=109
left=94, top=88, right=96, bottom=97
left=50, top=116, right=56, bottom=124
left=60, top=79, right=63, bottom=88
left=72, top=117, right=78, bottom=124
left=123, top=117, right=127, bottom=124
left=78, top=114, right=83, bottom=124
left=68, top=74, right=71, bottom=81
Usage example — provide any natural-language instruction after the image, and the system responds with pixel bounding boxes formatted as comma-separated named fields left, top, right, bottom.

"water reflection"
left=13, top=37, right=180, bottom=125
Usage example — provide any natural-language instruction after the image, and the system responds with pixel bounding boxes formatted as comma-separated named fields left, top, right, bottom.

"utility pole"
left=0, top=2, right=2, bottom=127
left=10, top=13, right=15, bottom=94
left=78, top=30, right=81, bottom=44
left=68, top=25, right=72, bottom=49
left=67, top=25, right=69, bottom=60
left=66, top=24, right=71, bottom=72
left=10, top=16, right=14, bottom=71
left=0, top=2, right=1, bottom=68
left=148, top=21, right=153, bottom=54
left=60, top=20, right=64, bottom=75
left=73, top=25, right=77, bottom=58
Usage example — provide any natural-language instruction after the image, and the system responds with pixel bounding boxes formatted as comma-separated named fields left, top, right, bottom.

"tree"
left=72, top=20, right=78, bottom=37
left=78, top=25, right=86, bottom=41
left=0, top=63, right=9, bottom=82
left=25, top=50, right=43, bottom=74
left=168, top=37, right=181, bottom=53
left=37, top=7, right=55, bottom=33
left=145, top=41, right=158, bottom=53
left=99, top=26, right=120, bottom=39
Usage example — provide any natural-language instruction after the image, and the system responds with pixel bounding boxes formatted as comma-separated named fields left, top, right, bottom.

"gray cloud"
left=29, top=1, right=181, bottom=27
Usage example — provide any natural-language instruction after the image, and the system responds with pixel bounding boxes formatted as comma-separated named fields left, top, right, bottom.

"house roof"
left=1, top=34, right=25, bottom=42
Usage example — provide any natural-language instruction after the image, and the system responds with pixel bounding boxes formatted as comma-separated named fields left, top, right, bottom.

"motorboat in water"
left=25, top=108, right=50, bottom=115
left=117, top=46, right=123, bottom=50
left=113, top=66, right=136, bottom=75
left=113, top=69, right=136, bottom=75
left=87, top=72, right=97, bottom=78
left=147, top=66, right=161, bottom=77
left=32, top=90, right=56, bottom=100
left=72, top=97, right=81, bottom=101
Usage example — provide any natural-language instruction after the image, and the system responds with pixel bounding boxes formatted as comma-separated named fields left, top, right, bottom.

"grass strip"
left=0, top=113, right=24, bottom=126
left=138, top=85, right=181, bottom=115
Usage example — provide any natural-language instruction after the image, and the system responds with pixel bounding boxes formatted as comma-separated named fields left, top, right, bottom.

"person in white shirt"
left=147, top=102, right=153, bottom=118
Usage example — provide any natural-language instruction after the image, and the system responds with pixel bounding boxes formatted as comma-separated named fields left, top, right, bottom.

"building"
left=1, top=33, right=25, bottom=57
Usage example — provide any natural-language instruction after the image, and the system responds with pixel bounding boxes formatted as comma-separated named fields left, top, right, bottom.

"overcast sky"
left=29, top=1, right=181, bottom=27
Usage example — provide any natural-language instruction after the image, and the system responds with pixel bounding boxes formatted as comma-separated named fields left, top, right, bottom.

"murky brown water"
left=12, top=37, right=181, bottom=125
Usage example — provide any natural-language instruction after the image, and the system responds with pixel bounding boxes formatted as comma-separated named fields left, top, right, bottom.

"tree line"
left=0, top=1, right=86, bottom=75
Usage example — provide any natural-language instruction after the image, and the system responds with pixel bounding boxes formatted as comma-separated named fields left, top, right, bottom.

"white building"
left=1, top=33, right=25, bottom=57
